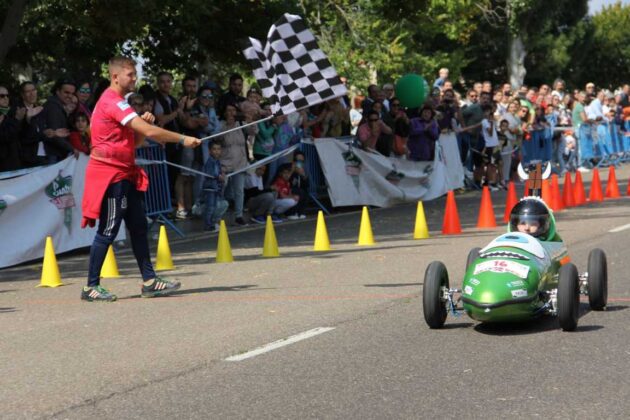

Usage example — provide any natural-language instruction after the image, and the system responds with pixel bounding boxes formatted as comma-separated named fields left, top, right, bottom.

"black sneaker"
left=141, top=276, right=181, bottom=298
left=81, top=285, right=117, bottom=302
left=234, top=217, right=248, bottom=226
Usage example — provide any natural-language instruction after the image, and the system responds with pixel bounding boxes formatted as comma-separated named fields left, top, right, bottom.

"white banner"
left=314, top=135, right=464, bottom=208
left=0, top=155, right=124, bottom=269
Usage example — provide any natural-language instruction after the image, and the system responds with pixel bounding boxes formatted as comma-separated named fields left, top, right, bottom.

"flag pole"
left=198, top=96, right=344, bottom=143
left=199, top=114, right=274, bottom=142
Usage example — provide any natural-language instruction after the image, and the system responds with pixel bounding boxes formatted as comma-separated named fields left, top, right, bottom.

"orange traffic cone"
left=550, top=174, right=564, bottom=212
left=503, top=181, right=519, bottom=223
left=605, top=166, right=620, bottom=198
left=562, top=172, right=575, bottom=208
left=477, top=186, right=497, bottom=228
left=589, top=168, right=604, bottom=202
left=541, top=179, right=553, bottom=207
left=574, top=171, right=586, bottom=205
left=442, top=190, right=462, bottom=235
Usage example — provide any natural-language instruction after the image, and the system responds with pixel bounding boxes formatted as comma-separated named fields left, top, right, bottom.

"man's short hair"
left=157, top=71, right=173, bottom=80
left=109, top=56, right=136, bottom=72
left=229, top=73, right=243, bottom=83
left=181, top=75, right=197, bottom=87
left=53, top=78, right=76, bottom=94
left=19, top=81, right=35, bottom=92
left=382, top=83, right=394, bottom=90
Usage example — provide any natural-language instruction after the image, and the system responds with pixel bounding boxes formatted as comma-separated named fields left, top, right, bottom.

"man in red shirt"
left=81, top=56, right=201, bottom=302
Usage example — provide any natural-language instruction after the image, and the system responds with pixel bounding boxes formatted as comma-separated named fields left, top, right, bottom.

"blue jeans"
left=224, top=172, right=245, bottom=218
left=204, top=190, right=228, bottom=228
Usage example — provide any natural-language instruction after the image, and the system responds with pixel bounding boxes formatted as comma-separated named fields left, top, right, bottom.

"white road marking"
left=224, top=327, right=335, bottom=362
left=608, top=223, right=630, bottom=233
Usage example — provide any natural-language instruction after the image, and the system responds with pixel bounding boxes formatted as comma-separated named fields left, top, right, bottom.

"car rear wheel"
left=423, top=261, right=449, bottom=329
left=466, top=247, right=481, bottom=272
left=587, top=248, right=607, bottom=310
left=558, top=263, right=580, bottom=331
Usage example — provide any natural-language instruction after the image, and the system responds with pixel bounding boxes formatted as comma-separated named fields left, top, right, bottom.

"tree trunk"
left=507, top=34, right=527, bottom=89
left=0, top=0, right=28, bottom=65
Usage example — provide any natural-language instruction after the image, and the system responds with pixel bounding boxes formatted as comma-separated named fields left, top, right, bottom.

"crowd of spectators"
left=1, top=66, right=629, bottom=225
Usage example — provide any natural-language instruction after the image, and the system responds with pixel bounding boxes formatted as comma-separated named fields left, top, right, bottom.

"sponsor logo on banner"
left=473, top=260, right=530, bottom=278
left=469, top=278, right=480, bottom=286
left=464, top=285, right=474, bottom=295
left=342, top=146, right=362, bottom=189
left=46, top=171, right=75, bottom=233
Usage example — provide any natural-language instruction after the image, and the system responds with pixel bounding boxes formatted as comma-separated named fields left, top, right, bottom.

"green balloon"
left=395, top=74, right=428, bottom=108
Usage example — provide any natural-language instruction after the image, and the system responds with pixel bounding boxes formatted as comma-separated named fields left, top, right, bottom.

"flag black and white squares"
left=243, top=13, right=347, bottom=115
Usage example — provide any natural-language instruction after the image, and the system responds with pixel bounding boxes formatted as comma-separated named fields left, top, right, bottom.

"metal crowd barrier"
left=300, top=138, right=331, bottom=215
left=135, top=144, right=184, bottom=237
left=521, top=127, right=554, bottom=165
left=577, top=121, right=627, bottom=168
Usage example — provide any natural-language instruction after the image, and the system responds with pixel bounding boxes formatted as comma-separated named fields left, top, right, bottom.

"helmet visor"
left=510, top=214, right=548, bottom=238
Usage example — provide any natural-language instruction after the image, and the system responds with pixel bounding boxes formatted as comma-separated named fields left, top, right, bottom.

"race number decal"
left=473, top=260, right=530, bottom=278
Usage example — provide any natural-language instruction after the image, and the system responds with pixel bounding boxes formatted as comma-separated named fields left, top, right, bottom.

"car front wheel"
left=558, top=263, right=580, bottom=331
left=587, top=248, right=607, bottom=310
left=423, top=261, right=449, bottom=329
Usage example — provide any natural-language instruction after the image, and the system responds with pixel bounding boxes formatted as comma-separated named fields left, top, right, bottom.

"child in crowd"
left=69, top=112, right=91, bottom=156
left=201, top=141, right=228, bottom=232
left=563, top=131, right=578, bottom=172
left=287, top=151, right=309, bottom=219
left=271, top=164, right=299, bottom=217
left=497, top=119, right=513, bottom=187
left=244, top=165, right=282, bottom=224
left=480, top=104, right=500, bottom=191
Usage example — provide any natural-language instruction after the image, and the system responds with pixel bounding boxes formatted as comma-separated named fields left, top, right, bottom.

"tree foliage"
left=0, top=0, right=627, bottom=95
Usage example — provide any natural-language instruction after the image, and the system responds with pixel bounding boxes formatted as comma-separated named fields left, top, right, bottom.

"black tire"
left=558, top=263, right=580, bottom=331
left=587, top=248, right=608, bottom=310
left=423, top=261, right=449, bottom=329
left=466, top=247, right=481, bottom=271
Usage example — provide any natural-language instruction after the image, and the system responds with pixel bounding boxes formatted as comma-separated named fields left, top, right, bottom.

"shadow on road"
left=116, top=284, right=263, bottom=300
left=364, top=282, right=422, bottom=288
left=602, top=304, right=628, bottom=312
left=472, top=303, right=605, bottom=335
left=0, top=307, right=18, bottom=313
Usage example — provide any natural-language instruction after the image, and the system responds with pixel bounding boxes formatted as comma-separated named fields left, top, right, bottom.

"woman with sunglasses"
left=76, top=81, right=93, bottom=118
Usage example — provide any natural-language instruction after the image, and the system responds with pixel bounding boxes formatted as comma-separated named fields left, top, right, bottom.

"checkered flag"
left=243, top=13, right=347, bottom=115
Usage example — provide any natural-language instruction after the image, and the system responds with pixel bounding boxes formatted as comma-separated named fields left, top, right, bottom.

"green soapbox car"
left=422, top=231, right=608, bottom=331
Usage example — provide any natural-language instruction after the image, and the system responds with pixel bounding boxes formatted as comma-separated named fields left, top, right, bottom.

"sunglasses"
left=0, top=93, right=8, bottom=98
left=200, top=94, right=213, bottom=99
left=78, top=87, right=91, bottom=94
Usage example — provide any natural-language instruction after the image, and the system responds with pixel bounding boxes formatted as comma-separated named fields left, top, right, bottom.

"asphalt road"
left=1, top=168, right=629, bottom=419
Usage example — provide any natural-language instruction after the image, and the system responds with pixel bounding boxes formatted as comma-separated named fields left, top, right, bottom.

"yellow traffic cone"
left=313, top=211, right=331, bottom=251
left=413, top=201, right=430, bottom=239
left=155, top=225, right=174, bottom=271
left=357, top=206, right=375, bottom=246
left=262, top=215, right=280, bottom=257
left=216, top=220, right=234, bottom=263
left=37, top=236, right=64, bottom=287
left=100, top=245, right=120, bottom=278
